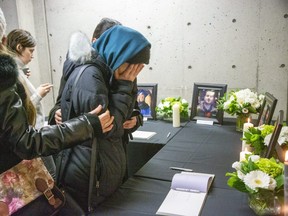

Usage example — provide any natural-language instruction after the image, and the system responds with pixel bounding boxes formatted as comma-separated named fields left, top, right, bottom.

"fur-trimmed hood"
left=64, top=31, right=111, bottom=83
left=67, top=26, right=151, bottom=73
left=0, top=54, right=18, bottom=92
left=68, top=31, right=93, bottom=65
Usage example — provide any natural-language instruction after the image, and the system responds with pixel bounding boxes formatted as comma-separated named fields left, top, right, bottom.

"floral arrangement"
left=217, top=88, right=264, bottom=116
left=243, top=125, right=288, bottom=155
left=226, top=155, right=283, bottom=194
left=155, top=97, right=189, bottom=119
left=226, top=155, right=284, bottom=215
left=264, top=126, right=288, bottom=147
left=243, top=124, right=275, bottom=155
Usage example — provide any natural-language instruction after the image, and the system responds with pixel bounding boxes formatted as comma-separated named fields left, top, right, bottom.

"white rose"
left=264, top=134, right=272, bottom=146
left=237, top=170, right=245, bottom=180
left=248, top=155, right=260, bottom=162
left=232, top=161, right=242, bottom=170
left=268, top=177, right=277, bottom=190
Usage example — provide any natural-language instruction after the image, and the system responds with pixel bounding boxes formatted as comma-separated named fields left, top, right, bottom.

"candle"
left=284, top=151, right=288, bottom=216
left=172, top=103, right=180, bottom=127
left=242, top=118, right=254, bottom=151
left=239, top=148, right=252, bottom=161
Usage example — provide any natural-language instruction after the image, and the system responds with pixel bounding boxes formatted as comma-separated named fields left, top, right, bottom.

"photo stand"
left=137, top=83, right=158, bottom=120
left=256, top=92, right=278, bottom=126
left=190, top=83, right=227, bottom=125
left=264, top=110, right=284, bottom=159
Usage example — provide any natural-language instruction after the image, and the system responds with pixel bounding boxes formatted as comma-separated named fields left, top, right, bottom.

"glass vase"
left=236, top=114, right=250, bottom=132
left=248, top=190, right=282, bottom=216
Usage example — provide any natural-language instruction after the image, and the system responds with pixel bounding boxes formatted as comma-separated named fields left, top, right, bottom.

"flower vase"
left=248, top=190, right=282, bottom=216
left=236, top=114, right=250, bottom=132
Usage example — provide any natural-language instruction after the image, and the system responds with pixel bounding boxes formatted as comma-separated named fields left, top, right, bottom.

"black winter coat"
left=59, top=53, right=136, bottom=210
left=0, top=84, right=102, bottom=174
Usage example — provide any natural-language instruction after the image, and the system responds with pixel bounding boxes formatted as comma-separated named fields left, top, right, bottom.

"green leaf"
left=227, top=176, right=249, bottom=193
left=275, top=174, right=284, bottom=189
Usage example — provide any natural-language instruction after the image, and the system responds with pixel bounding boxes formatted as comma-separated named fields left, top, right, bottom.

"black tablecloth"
left=92, top=177, right=254, bottom=216
left=135, top=121, right=242, bottom=190
left=94, top=120, right=257, bottom=215
left=130, top=120, right=186, bottom=144
left=127, top=120, right=185, bottom=177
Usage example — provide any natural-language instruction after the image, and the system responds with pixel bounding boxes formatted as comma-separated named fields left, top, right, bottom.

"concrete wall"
left=1, top=0, right=287, bottom=121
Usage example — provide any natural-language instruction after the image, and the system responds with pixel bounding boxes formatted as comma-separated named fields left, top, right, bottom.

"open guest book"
left=156, top=172, right=215, bottom=216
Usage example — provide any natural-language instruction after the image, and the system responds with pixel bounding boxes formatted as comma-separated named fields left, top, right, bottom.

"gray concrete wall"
left=1, top=0, right=287, bottom=121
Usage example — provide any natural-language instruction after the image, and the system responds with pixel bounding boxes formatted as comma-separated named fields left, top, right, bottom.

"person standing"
left=6, top=29, right=56, bottom=177
left=58, top=26, right=151, bottom=211
left=6, top=29, right=53, bottom=128
left=0, top=8, right=115, bottom=205
left=48, top=18, right=144, bottom=182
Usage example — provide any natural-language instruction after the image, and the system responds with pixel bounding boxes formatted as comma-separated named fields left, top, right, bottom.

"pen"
left=169, top=167, right=193, bottom=172
left=166, top=132, right=171, bottom=138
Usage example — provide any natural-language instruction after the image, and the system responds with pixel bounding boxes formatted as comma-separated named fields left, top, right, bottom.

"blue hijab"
left=92, top=25, right=151, bottom=71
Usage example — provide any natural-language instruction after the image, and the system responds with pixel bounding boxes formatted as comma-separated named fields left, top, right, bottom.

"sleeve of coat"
left=69, top=66, right=134, bottom=138
left=1, top=88, right=98, bottom=159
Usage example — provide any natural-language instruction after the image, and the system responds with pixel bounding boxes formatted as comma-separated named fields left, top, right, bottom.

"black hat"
left=0, top=54, right=18, bottom=91
left=127, top=45, right=151, bottom=64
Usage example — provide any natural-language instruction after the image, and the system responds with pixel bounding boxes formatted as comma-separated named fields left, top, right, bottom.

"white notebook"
left=156, top=172, right=215, bottom=216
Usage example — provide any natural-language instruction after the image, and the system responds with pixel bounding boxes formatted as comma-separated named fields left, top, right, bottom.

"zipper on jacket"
left=96, top=180, right=100, bottom=196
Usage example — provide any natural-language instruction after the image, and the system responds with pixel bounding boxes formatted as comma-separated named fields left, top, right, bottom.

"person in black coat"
left=57, top=26, right=151, bottom=211
left=48, top=18, right=143, bottom=183
left=0, top=53, right=114, bottom=174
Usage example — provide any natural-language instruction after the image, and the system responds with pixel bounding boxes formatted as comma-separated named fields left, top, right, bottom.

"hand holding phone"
left=22, top=68, right=31, bottom=77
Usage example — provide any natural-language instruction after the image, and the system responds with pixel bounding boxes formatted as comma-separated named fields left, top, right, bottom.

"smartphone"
left=23, top=68, right=30, bottom=75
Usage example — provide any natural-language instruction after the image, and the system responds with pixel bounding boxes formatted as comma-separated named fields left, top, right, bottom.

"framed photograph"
left=274, top=110, right=285, bottom=162
left=264, top=110, right=283, bottom=159
left=256, top=92, right=278, bottom=126
left=190, top=83, right=227, bottom=124
left=137, top=83, right=158, bottom=120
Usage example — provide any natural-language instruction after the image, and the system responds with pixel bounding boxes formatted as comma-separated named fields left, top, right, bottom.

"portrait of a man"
left=197, top=89, right=219, bottom=118
left=191, top=83, right=227, bottom=124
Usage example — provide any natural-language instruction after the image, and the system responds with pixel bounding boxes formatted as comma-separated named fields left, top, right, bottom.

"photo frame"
left=274, top=110, right=285, bottom=162
left=137, top=83, right=158, bottom=120
left=264, top=110, right=283, bottom=159
left=256, top=92, right=278, bottom=126
left=190, top=83, right=227, bottom=124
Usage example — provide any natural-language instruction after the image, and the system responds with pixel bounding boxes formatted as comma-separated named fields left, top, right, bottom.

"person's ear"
left=92, top=38, right=97, bottom=43
left=1, top=35, right=7, bottom=45
left=16, top=44, right=23, bottom=53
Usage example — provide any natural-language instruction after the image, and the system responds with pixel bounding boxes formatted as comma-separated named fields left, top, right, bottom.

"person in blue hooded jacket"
left=59, top=25, right=151, bottom=211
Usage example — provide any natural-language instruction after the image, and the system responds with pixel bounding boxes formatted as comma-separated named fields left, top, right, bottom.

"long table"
left=92, top=120, right=256, bottom=215
left=127, top=120, right=185, bottom=177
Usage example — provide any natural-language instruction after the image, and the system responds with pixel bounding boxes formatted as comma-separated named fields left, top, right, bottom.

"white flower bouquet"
left=217, top=88, right=264, bottom=116
left=227, top=147, right=284, bottom=215
left=226, top=155, right=283, bottom=194
left=155, top=97, right=189, bottom=119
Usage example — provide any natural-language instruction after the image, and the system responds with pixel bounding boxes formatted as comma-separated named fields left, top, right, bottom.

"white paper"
left=196, top=120, right=214, bottom=125
left=171, top=173, right=212, bottom=193
left=132, top=131, right=156, bottom=140
left=156, top=172, right=215, bottom=216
